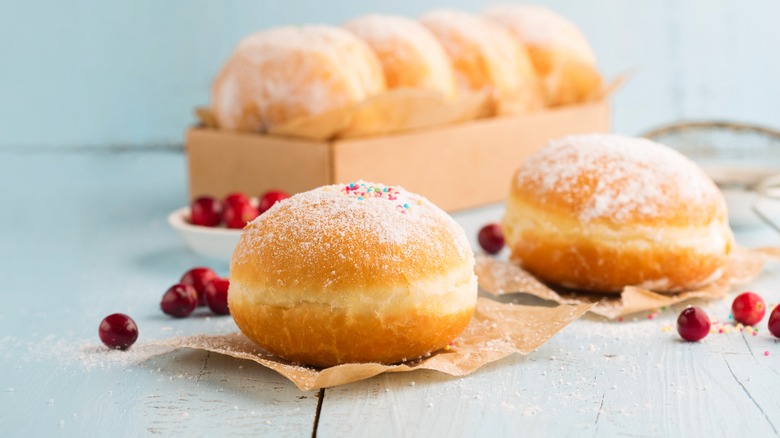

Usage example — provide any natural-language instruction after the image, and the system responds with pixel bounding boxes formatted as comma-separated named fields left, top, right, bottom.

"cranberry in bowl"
left=168, top=190, right=290, bottom=261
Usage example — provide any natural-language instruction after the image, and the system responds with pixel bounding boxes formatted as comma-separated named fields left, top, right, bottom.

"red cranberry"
left=205, top=277, right=230, bottom=315
left=477, top=223, right=505, bottom=255
left=161, top=284, right=198, bottom=317
left=223, top=201, right=258, bottom=229
left=769, top=304, right=780, bottom=338
left=223, top=192, right=250, bottom=208
left=258, top=190, right=289, bottom=214
left=99, top=313, right=139, bottom=350
left=731, top=292, right=766, bottom=326
left=180, top=267, right=218, bottom=306
left=677, top=307, right=711, bottom=342
left=190, top=196, right=222, bottom=227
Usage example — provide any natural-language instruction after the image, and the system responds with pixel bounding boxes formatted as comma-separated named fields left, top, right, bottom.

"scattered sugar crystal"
left=516, top=134, right=719, bottom=223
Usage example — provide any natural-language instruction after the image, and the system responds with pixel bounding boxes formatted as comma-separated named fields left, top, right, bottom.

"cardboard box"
left=186, top=100, right=610, bottom=211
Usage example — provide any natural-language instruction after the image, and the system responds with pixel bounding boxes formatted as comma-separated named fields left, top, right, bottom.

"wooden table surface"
left=2, top=147, right=780, bottom=437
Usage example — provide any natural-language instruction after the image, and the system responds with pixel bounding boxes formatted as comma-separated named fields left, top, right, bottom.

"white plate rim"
left=167, top=207, right=245, bottom=236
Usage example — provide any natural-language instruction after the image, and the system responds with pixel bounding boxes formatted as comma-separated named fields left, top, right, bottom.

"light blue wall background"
left=2, top=0, right=779, bottom=148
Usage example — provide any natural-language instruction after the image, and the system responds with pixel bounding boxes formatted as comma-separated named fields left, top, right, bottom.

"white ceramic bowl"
left=167, top=207, right=242, bottom=261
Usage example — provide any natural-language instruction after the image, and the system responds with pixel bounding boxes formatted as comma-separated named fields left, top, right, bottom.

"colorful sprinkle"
left=765, top=351, right=770, bottom=357
left=339, top=182, right=426, bottom=217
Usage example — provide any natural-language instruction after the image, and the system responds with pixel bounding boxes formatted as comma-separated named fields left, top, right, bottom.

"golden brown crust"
left=483, top=5, right=602, bottom=106
left=504, top=195, right=731, bottom=293
left=511, top=158, right=723, bottom=229
left=419, top=10, right=544, bottom=113
left=511, top=135, right=727, bottom=227
left=503, top=134, right=733, bottom=293
left=231, top=298, right=474, bottom=367
left=343, top=15, right=457, bottom=99
left=533, top=49, right=602, bottom=106
left=230, top=192, right=471, bottom=293
left=229, top=181, right=478, bottom=366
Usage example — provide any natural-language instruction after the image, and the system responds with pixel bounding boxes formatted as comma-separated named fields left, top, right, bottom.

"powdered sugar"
left=516, top=134, right=722, bottom=223
left=343, top=17, right=444, bottom=68
left=420, top=10, right=529, bottom=95
left=232, top=181, right=473, bottom=281
left=249, top=181, right=437, bottom=244
left=344, top=14, right=456, bottom=96
left=483, top=5, right=596, bottom=64
left=9, top=315, right=240, bottom=372
left=212, top=25, right=384, bottom=131
left=7, top=335, right=172, bottom=372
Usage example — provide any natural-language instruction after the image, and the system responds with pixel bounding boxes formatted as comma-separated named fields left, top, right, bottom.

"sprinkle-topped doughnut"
left=229, top=181, right=477, bottom=367
left=339, top=181, right=422, bottom=214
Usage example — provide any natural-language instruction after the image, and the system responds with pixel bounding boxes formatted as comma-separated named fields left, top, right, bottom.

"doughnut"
left=229, top=181, right=477, bottom=367
left=483, top=5, right=602, bottom=106
left=419, top=9, right=542, bottom=113
left=211, top=25, right=386, bottom=132
left=502, top=134, right=733, bottom=293
left=343, top=14, right=458, bottom=99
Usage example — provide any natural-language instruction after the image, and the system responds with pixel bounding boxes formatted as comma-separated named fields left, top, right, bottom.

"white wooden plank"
left=0, top=150, right=319, bottom=436
left=316, top=196, right=780, bottom=436
left=3, top=147, right=780, bottom=436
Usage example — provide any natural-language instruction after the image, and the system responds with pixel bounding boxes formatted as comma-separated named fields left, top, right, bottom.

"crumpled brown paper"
left=196, top=88, right=491, bottom=142
left=196, top=74, right=627, bottom=141
left=328, top=88, right=491, bottom=139
left=476, top=246, right=780, bottom=319
left=153, top=297, right=591, bottom=391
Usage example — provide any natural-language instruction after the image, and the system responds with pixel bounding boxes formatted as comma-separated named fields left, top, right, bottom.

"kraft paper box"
left=186, top=100, right=610, bottom=212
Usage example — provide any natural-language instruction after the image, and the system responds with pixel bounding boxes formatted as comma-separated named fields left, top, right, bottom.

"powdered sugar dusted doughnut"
left=419, top=9, right=540, bottom=111
left=211, top=25, right=386, bottom=132
left=503, top=134, right=733, bottom=293
left=344, top=14, right=457, bottom=99
left=229, top=181, right=477, bottom=367
left=483, top=5, right=602, bottom=106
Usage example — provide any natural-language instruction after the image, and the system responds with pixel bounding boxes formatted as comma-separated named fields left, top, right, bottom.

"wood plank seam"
left=722, top=354, right=778, bottom=434
left=312, top=388, right=325, bottom=438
